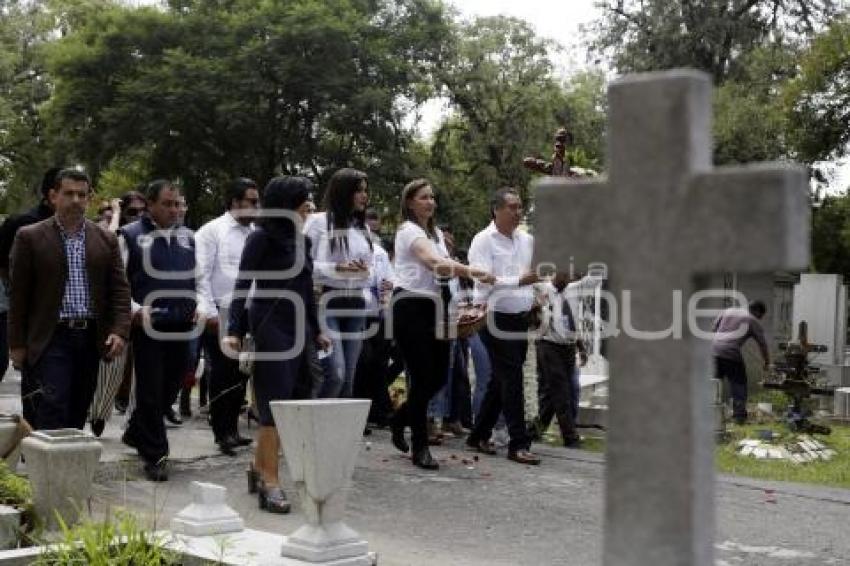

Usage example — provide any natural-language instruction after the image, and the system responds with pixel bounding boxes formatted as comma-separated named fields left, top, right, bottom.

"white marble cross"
left=533, top=69, right=809, bottom=566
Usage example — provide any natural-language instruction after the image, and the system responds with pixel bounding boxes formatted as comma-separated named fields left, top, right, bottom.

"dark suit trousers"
left=469, top=312, right=531, bottom=452
left=536, top=340, right=578, bottom=441
left=32, top=326, right=99, bottom=430
left=392, top=294, right=450, bottom=452
left=203, top=330, right=245, bottom=441
left=127, top=328, right=191, bottom=464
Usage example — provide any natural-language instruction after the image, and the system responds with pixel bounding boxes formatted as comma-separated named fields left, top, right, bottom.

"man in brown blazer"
left=8, top=169, right=131, bottom=430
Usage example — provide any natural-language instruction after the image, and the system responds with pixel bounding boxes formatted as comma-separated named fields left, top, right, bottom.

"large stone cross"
left=533, top=70, right=809, bottom=566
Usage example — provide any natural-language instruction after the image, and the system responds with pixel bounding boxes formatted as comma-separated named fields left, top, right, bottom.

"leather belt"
left=58, top=318, right=94, bottom=330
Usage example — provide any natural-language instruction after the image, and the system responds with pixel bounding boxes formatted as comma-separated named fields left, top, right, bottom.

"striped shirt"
left=57, top=220, right=92, bottom=319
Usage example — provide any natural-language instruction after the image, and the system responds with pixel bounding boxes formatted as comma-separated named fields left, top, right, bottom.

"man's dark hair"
left=489, top=187, right=520, bottom=219
left=39, top=167, right=63, bottom=199
left=54, top=168, right=91, bottom=190
left=225, top=177, right=258, bottom=210
left=145, top=179, right=177, bottom=203
left=748, top=300, right=767, bottom=318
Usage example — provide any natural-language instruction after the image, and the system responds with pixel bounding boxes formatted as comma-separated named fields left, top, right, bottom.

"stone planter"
left=21, top=429, right=101, bottom=530
left=270, top=399, right=374, bottom=565
left=0, top=416, right=27, bottom=472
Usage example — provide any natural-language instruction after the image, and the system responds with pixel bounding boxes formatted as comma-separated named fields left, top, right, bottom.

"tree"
left=784, top=16, right=850, bottom=165
left=426, top=16, right=606, bottom=244
left=811, top=193, right=850, bottom=275
left=0, top=0, right=55, bottom=212
left=588, top=0, right=837, bottom=83
left=40, top=0, right=452, bottom=224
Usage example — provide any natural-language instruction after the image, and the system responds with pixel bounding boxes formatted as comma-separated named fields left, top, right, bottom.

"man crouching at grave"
left=466, top=187, right=542, bottom=465
left=120, top=180, right=198, bottom=481
left=8, top=169, right=130, bottom=431
left=712, top=300, right=770, bottom=425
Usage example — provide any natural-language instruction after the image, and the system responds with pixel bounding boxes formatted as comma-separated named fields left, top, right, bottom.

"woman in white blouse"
left=391, top=179, right=494, bottom=470
left=304, top=168, right=373, bottom=398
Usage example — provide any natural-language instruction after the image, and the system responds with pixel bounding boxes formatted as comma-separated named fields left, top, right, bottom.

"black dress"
left=228, top=228, right=319, bottom=426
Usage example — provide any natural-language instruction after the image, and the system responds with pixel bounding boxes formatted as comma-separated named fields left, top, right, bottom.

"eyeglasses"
left=124, top=207, right=145, bottom=218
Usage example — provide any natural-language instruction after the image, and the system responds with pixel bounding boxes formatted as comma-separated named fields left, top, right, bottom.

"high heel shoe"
left=258, top=482, right=291, bottom=514
left=412, top=448, right=439, bottom=470
left=246, top=464, right=260, bottom=494
left=391, top=421, right=409, bottom=454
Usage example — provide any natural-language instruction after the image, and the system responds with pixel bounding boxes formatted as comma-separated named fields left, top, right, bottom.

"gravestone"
left=792, top=274, right=850, bottom=386
left=533, top=69, right=809, bottom=566
left=171, top=481, right=244, bottom=536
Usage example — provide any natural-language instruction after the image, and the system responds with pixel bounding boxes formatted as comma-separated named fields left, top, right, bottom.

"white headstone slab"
left=533, top=69, right=809, bottom=566
left=792, top=274, right=847, bottom=365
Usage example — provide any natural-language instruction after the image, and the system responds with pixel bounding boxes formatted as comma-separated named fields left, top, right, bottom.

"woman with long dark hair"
left=224, top=176, right=330, bottom=513
left=303, top=168, right=372, bottom=398
left=390, top=179, right=494, bottom=470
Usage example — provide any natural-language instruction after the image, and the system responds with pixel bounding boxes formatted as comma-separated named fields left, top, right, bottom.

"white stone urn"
left=269, top=399, right=373, bottom=565
left=21, top=429, right=102, bottom=530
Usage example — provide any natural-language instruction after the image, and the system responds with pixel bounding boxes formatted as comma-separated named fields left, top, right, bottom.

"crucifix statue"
left=533, top=70, right=809, bottom=566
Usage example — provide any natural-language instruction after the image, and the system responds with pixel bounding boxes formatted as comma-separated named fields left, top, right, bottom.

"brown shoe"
left=508, top=450, right=541, bottom=465
left=466, top=438, right=497, bottom=456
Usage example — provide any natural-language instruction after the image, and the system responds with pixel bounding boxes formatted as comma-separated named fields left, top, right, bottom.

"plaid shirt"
left=57, top=220, right=92, bottom=319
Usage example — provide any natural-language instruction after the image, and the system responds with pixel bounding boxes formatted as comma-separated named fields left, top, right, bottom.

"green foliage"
left=39, top=0, right=453, bottom=225
left=811, top=193, right=850, bottom=276
left=33, top=511, right=179, bottom=566
left=0, top=460, right=31, bottom=508
left=784, top=16, right=850, bottom=164
left=427, top=17, right=606, bottom=244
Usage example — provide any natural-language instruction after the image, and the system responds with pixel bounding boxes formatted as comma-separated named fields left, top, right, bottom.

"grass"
left=543, top=421, right=850, bottom=489
left=715, top=421, right=850, bottom=489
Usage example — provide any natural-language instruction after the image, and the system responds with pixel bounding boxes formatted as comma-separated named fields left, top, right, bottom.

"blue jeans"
left=469, top=333, right=491, bottom=421
left=322, top=314, right=367, bottom=398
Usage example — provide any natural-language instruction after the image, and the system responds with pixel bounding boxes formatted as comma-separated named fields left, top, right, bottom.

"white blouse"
left=393, top=221, right=448, bottom=295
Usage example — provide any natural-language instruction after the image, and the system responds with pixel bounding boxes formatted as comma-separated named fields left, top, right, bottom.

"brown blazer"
left=8, top=217, right=131, bottom=367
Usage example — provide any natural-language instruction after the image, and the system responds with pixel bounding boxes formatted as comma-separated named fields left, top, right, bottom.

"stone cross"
left=533, top=69, right=809, bottom=566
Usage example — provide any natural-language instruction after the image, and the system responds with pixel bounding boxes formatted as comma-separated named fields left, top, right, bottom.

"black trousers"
left=715, top=356, right=748, bottom=421
left=203, top=330, right=245, bottom=442
left=469, top=312, right=531, bottom=452
left=448, top=338, right=473, bottom=427
left=392, top=293, right=450, bottom=452
left=353, top=316, right=394, bottom=424
left=31, top=326, right=99, bottom=430
left=126, top=328, right=192, bottom=464
left=0, top=312, right=8, bottom=382
left=536, top=340, right=578, bottom=441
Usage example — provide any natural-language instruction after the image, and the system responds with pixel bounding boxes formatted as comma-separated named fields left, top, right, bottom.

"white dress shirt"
left=468, top=221, right=534, bottom=314
left=537, top=280, right=583, bottom=344
left=393, top=221, right=448, bottom=296
left=195, top=212, right=253, bottom=317
left=304, top=212, right=373, bottom=289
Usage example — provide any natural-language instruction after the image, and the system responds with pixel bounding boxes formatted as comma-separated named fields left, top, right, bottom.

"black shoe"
left=164, top=407, right=183, bottom=426
left=91, top=419, right=106, bottom=438
left=412, top=448, right=439, bottom=470
left=258, top=483, right=291, bottom=514
left=114, top=398, right=128, bottom=415
left=143, top=460, right=169, bottom=482
left=233, top=434, right=253, bottom=447
left=563, top=435, right=583, bottom=448
left=217, top=437, right=238, bottom=457
left=121, top=430, right=138, bottom=450
left=391, top=421, right=409, bottom=454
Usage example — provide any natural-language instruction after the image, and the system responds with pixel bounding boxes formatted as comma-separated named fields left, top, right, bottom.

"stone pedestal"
left=171, top=482, right=244, bottom=536
left=0, top=416, right=27, bottom=472
left=0, top=506, right=20, bottom=550
left=21, top=429, right=101, bottom=530
left=269, top=399, right=372, bottom=565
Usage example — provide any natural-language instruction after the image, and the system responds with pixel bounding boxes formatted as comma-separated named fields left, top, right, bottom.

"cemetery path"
left=2, top=370, right=847, bottom=565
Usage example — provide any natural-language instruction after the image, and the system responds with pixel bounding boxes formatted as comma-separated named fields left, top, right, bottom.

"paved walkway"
left=2, top=369, right=849, bottom=565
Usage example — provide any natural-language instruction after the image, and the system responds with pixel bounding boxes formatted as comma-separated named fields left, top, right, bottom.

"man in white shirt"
left=533, top=274, right=587, bottom=447
left=465, top=187, right=542, bottom=465
left=195, top=178, right=259, bottom=456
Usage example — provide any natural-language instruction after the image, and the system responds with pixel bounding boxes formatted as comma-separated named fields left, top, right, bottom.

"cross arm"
left=684, top=163, right=810, bottom=273
left=532, top=176, right=615, bottom=276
